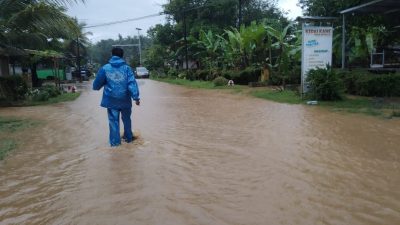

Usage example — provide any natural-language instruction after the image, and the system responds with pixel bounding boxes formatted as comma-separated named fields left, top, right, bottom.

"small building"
left=0, top=45, right=27, bottom=77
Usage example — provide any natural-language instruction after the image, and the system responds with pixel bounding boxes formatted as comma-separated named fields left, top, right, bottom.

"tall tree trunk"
left=31, top=63, right=40, bottom=87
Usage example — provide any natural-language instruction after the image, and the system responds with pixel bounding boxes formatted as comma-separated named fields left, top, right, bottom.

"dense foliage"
left=299, top=0, right=400, bottom=67
left=306, top=68, right=344, bottom=100
left=0, top=0, right=87, bottom=87
left=144, top=0, right=291, bottom=76
left=0, top=76, right=28, bottom=101
left=213, top=76, right=228, bottom=86
left=340, top=71, right=400, bottom=97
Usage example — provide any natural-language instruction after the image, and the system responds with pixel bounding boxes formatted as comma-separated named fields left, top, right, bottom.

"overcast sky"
left=66, top=0, right=302, bottom=43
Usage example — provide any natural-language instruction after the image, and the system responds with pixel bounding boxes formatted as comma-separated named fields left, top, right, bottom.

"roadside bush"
left=0, top=76, right=28, bottom=101
left=306, top=68, right=344, bottom=101
left=27, top=89, right=50, bottom=101
left=213, top=76, right=228, bottom=86
left=42, top=85, right=61, bottom=97
left=167, top=68, right=179, bottom=78
left=186, top=70, right=197, bottom=81
left=221, top=67, right=261, bottom=85
left=195, top=70, right=210, bottom=81
left=339, top=71, right=400, bottom=97
left=237, top=67, right=261, bottom=85
left=221, top=70, right=239, bottom=80
left=355, top=73, right=400, bottom=97
left=149, top=70, right=167, bottom=78
left=268, top=73, right=282, bottom=85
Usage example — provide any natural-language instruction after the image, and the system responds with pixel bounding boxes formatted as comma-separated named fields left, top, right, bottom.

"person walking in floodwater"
left=93, top=47, right=140, bottom=147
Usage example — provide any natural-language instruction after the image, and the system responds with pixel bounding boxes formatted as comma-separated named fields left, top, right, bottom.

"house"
left=0, top=45, right=26, bottom=76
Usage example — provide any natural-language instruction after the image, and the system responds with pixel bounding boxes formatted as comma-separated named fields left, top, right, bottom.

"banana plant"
left=190, top=30, right=224, bottom=77
left=266, top=22, right=300, bottom=88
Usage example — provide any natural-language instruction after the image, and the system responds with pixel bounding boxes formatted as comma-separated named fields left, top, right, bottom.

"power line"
left=83, top=1, right=232, bottom=29
left=84, top=13, right=164, bottom=28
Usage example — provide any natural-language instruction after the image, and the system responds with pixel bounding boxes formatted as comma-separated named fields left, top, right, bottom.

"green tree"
left=299, top=0, right=400, bottom=67
left=0, top=0, right=85, bottom=86
left=266, top=22, right=300, bottom=88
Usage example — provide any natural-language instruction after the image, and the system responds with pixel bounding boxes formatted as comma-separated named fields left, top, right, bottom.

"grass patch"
left=0, top=116, right=38, bottom=132
left=0, top=92, right=81, bottom=107
left=318, top=97, right=400, bottom=117
left=251, top=89, right=304, bottom=104
left=153, top=77, right=215, bottom=89
left=0, top=139, right=16, bottom=160
left=0, top=116, right=39, bottom=160
left=23, top=92, right=81, bottom=106
left=152, top=77, right=247, bottom=91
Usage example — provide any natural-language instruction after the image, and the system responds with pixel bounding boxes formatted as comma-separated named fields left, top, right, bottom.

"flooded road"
left=1, top=80, right=400, bottom=225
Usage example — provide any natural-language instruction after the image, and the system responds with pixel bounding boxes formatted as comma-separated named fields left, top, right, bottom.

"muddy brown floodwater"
left=0, top=80, right=400, bottom=225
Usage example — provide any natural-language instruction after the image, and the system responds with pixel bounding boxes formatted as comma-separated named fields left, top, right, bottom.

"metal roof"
left=0, top=44, right=27, bottom=57
left=340, top=0, right=400, bottom=14
left=297, top=16, right=338, bottom=21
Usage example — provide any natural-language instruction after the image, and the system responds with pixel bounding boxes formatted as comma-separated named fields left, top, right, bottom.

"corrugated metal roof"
left=340, top=0, right=400, bottom=14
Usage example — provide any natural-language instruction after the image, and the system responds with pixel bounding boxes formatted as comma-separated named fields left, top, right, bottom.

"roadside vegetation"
left=0, top=76, right=80, bottom=106
left=153, top=72, right=400, bottom=118
left=0, top=0, right=88, bottom=106
left=0, top=116, right=39, bottom=160
left=138, top=0, right=400, bottom=119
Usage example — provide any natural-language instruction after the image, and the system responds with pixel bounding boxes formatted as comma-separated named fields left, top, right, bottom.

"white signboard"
left=301, top=26, right=333, bottom=93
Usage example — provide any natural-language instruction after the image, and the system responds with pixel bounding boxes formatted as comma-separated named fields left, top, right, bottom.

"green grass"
left=318, top=98, right=400, bottom=117
left=153, top=77, right=215, bottom=89
left=23, top=92, right=81, bottom=106
left=0, top=117, right=38, bottom=132
left=0, top=116, right=39, bottom=160
left=0, top=92, right=81, bottom=107
left=152, top=77, right=246, bottom=91
left=251, top=89, right=304, bottom=104
left=249, top=89, right=400, bottom=118
left=0, top=139, right=16, bottom=160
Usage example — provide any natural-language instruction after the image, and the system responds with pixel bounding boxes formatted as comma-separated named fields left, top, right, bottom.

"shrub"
left=42, top=85, right=61, bottom=97
left=27, top=89, right=50, bottom=101
left=355, top=73, right=400, bottom=97
left=213, top=76, right=228, bottom=86
left=186, top=70, right=197, bottom=81
left=221, top=67, right=261, bottom=85
left=195, top=70, right=209, bottom=81
left=306, top=68, right=344, bottom=101
left=167, top=68, right=179, bottom=78
left=338, top=71, right=400, bottom=97
left=221, top=70, right=239, bottom=80
left=0, top=76, right=28, bottom=101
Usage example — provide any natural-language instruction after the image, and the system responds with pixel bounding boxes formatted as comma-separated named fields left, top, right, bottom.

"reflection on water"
left=1, top=80, right=399, bottom=225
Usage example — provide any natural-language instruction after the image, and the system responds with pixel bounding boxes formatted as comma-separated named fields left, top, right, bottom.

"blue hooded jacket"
left=93, top=56, right=140, bottom=109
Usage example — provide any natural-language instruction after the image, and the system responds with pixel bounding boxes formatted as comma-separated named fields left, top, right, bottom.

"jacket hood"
left=109, top=56, right=126, bottom=67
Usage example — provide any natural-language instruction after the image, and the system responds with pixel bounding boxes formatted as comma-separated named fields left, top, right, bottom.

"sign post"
left=301, top=25, right=333, bottom=94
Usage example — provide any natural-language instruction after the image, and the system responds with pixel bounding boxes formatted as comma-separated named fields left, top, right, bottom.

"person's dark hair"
left=112, top=47, right=124, bottom=58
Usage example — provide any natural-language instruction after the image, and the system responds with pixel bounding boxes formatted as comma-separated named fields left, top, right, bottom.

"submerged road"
left=0, top=80, right=400, bottom=225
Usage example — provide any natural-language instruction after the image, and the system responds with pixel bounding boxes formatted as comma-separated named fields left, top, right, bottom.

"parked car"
left=72, top=69, right=92, bottom=81
left=135, top=67, right=149, bottom=78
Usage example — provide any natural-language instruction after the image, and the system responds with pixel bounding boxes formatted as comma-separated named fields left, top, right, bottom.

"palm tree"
left=0, top=0, right=85, bottom=86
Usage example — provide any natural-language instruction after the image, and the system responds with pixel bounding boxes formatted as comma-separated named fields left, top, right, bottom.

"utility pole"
left=136, top=28, right=142, bottom=66
left=238, top=0, right=242, bottom=28
left=183, top=10, right=189, bottom=71
left=76, top=36, right=82, bottom=83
